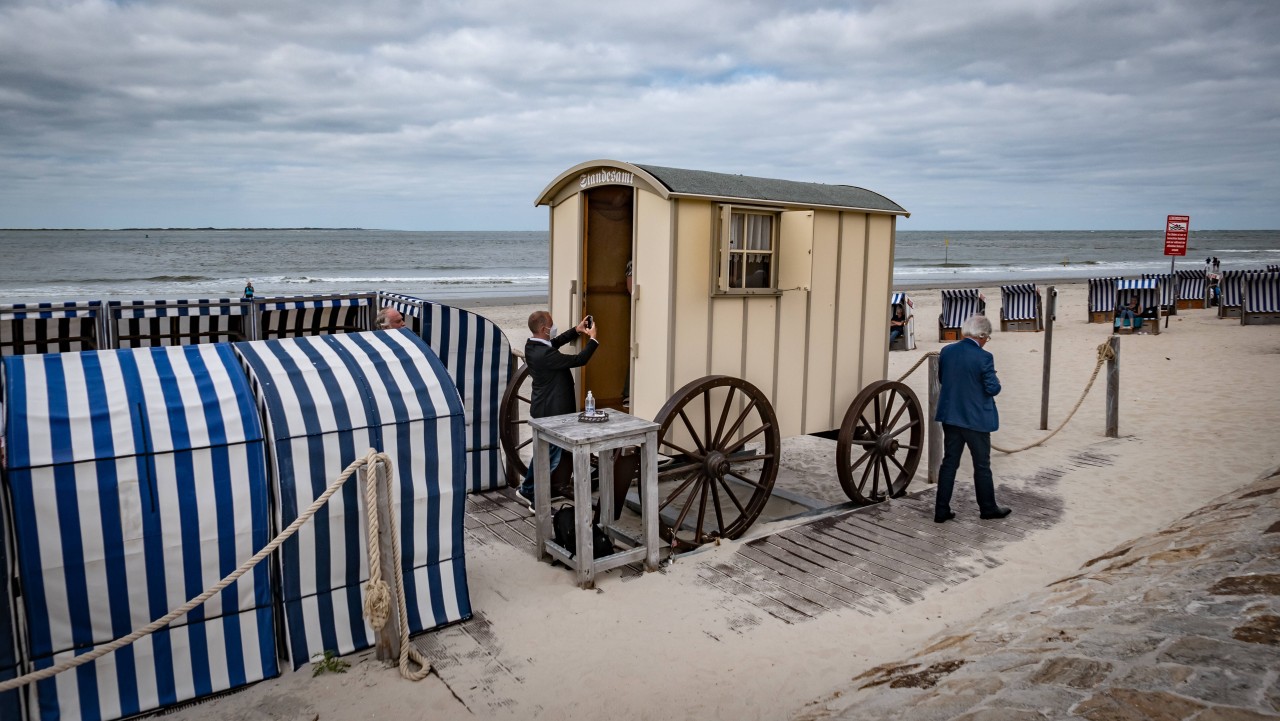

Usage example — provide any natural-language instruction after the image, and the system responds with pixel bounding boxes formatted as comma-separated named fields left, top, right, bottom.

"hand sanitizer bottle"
left=585, top=390, right=596, bottom=415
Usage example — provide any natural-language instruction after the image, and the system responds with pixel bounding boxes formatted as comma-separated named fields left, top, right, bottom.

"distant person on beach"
left=1117, top=295, right=1142, bottom=328
left=934, top=314, right=1010, bottom=523
left=243, top=279, right=254, bottom=299
left=1213, top=257, right=1220, bottom=272
left=376, top=307, right=406, bottom=330
left=889, top=305, right=907, bottom=345
left=520, top=311, right=598, bottom=510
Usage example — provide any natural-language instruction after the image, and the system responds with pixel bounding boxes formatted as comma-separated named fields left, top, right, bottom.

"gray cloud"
left=0, top=0, right=1277, bottom=229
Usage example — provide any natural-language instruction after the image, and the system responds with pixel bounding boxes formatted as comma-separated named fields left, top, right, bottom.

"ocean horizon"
left=2, top=228, right=1277, bottom=306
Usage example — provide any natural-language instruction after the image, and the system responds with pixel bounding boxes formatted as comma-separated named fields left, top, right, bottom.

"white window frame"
left=714, top=204, right=781, bottom=296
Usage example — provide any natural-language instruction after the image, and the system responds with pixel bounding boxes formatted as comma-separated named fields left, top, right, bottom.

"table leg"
left=598, top=448, right=616, bottom=535
left=533, top=433, right=552, bottom=562
left=573, top=449, right=595, bottom=588
left=642, top=431, right=660, bottom=571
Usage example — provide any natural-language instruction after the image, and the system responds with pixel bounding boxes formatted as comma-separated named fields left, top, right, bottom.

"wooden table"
left=529, top=411, right=660, bottom=589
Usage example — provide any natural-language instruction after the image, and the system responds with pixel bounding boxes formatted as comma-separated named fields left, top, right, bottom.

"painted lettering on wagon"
left=580, top=169, right=634, bottom=188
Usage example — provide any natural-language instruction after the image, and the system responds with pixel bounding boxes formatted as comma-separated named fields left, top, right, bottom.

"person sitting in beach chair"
left=889, top=304, right=907, bottom=345
left=1116, top=295, right=1143, bottom=329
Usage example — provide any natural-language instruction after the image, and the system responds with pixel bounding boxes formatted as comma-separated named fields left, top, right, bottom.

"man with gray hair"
left=933, top=313, right=1010, bottom=523
left=376, top=307, right=406, bottom=330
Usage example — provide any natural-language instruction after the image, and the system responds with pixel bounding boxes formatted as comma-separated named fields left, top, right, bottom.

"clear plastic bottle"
left=585, top=390, right=596, bottom=415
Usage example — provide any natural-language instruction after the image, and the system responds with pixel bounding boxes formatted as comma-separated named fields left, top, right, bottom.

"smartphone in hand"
left=585, top=315, right=593, bottom=329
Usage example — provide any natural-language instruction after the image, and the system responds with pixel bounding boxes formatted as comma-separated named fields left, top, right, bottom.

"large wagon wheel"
left=653, top=375, right=780, bottom=551
left=498, top=364, right=533, bottom=486
left=836, top=380, right=923, bottom=504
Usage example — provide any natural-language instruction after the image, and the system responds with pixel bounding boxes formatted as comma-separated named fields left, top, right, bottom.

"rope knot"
left=364, top=579, right=391, bottom=631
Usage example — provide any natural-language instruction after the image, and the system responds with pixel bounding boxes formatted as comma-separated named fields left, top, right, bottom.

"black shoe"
left=934, top=511, right=956, bottom=523
left=980, top=507, right=1012, bottom=520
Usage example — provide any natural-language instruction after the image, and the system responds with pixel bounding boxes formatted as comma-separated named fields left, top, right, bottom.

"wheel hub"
left=874, top=433, right=900, bottom=456
left=703, top=450, right=731, bottom=477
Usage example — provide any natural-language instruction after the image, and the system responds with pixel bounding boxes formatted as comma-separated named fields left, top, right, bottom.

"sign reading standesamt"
left=1164, top=214, right=1189, bottom=256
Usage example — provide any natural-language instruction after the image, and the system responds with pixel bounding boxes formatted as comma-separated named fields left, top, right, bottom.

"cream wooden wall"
left=631, top=189, right=673, bottom=421
left=549, top=194, right=581, bottom=342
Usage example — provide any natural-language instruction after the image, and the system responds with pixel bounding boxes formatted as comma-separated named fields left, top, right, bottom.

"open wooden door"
left=580, top=185, right=634, bottom=410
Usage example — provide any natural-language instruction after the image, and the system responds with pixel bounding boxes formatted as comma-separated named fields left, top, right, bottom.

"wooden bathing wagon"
left=501, top=160, right=920, bottom=550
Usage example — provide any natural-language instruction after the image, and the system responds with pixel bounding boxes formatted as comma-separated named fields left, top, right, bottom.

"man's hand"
left=577, top=316, right=597, bottom=340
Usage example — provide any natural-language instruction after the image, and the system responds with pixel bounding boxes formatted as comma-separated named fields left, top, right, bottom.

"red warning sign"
left=1164, top=215, right=1189, bottom=256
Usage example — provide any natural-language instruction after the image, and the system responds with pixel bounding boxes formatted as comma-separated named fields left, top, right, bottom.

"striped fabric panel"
left=233, top=330, right=470, bottom=670
left=113, top=317, right=249, bottom=349
left=1088, top=277, right=1120, bottom=312
left=890, top=292, right=904, bottom=306
left=1175, top=270, right=1205, bottom=300
left=1, top=345, right=276, bottom=721
left=108, top=300, right=248, bottom=319
left=255, top=296, right=372, bottom=340
left=940, top=289, right=982, bottom=328
left=1116, top=279, right=1159, bottom=312
left=1, top=302, right=106, bottom=357
left=1141, top=273, right=1176, bottom=307
left=1000, top=284, right=1039, bottom=321
left=1243, top=272, right=1280, bottom=313
left=1220, top=271, right=1247, bottom=307
left=0, top=473, right=22, bottom=721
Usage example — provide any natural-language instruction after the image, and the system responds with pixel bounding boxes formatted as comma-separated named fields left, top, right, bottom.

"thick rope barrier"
left=894, top=340, right=1117, bottom=455
left=0, top=449, right=429, bottom=693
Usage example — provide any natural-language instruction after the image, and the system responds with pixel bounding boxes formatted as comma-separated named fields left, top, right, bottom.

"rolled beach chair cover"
left=999, top=284, right=1042, bottom=331
left=1, top=300, right=106, bottom=357
left=2, top=344, right=278, bottom=720
left=252, top=293, right=374, bottom=340
left=107, top=298, right=251, bottom=348
left=1087, top=277, right=1120, bottom=322
left=1241, top=271, right=1280, bottom=326
left=1175, top=269, right=1207, bottom=308
left=1115, top=278, right=1161, bottom=334
left=938, top=288, right=982, bottom=341
left=233, top=330, right=471, bottom=669
left=888, top=292, right=916, bottom=351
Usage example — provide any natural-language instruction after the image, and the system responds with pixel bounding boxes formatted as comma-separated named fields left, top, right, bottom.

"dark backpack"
left=552, top=505, right=615, bottom=559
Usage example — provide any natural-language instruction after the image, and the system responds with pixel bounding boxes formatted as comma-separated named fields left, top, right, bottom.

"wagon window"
left=716, top=206, right=779, bottom=294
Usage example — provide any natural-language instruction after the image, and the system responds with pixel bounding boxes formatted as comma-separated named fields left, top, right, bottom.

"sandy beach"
left=168, top=281, right=1280, bottom=721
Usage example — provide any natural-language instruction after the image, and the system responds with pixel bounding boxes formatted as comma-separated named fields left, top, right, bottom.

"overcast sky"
left=1, top=0, right=1277, bottom=231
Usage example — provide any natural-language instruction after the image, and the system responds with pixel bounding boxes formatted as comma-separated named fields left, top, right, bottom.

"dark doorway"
left=580, top=185, right=633, bottom=410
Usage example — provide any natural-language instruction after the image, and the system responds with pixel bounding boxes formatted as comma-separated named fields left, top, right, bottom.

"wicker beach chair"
left=107, top=298, right=250, bottom=348
left=0, top=300, right=106, bottom=356
left=1142, top=273, right=1177, bottom=315
left=1087, top=277, right=1121, bottom=323
left=939, top=288, right=983, bottom=341
left=888, top=291, right=916, bottom=351
left=1175, top=269, right=1207, bottom=310
left=999, top=283, right=1043, bottom=332
left=1241, top=271, right=1280, bottom=326
left=253, top=293, right=374, bottom=339
left=1115, top=279, right=1162, bottom=335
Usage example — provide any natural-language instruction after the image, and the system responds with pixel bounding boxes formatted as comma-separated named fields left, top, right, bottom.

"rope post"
left=1105, top=335, right=1120, bottom=437
left=370, top=458, right=402, bottom=662
left=1040, top=286, right=1056, bottom=430
left=927, top=354, right=942, bottom=483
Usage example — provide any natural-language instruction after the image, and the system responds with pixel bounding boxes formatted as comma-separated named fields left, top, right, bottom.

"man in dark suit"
left=518, top=310, right=598, bottom=509
left=934, top=313, right=1011, bottom=523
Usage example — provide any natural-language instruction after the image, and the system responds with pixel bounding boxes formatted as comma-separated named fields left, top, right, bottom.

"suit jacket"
left=525, top=329, right=598, bottom=418
left=934, top=337, right=1001, bottom=432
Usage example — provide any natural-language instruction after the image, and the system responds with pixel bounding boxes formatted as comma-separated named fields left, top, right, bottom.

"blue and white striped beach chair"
left=234, top=330, right=471, bottom=670
left=252, top=293, right=374, bottom=340
left=1087, top=277, right=1121, bottom=323
left=1, top=300, right=107, bottom=356
left=1218, top=270, right=1250, bottom=319
left=888, top=292, right=915, bottom=351
left=999, top=284, right=1043, bottom=332
left=107, top=298, right=251, bottom=348
left=1115, top=279, right=1162, bottom=335
left=1175, top=269, right=1207, bottom=310
left=2, top=344, right=279, bottom=720
left=938, top=288, right=984, bottom=341
left=1141, top=273, right=1177, bottom=315
left=1241, top=271, right=1280, bottom=326
left=377, top=292, right=517, bottom=493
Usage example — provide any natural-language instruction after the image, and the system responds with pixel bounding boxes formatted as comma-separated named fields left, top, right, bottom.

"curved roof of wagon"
left=535, top=159, right=908, bottom=217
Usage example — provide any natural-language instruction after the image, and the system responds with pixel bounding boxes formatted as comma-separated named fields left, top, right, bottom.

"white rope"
left=0, top=449, right=430, bottom=693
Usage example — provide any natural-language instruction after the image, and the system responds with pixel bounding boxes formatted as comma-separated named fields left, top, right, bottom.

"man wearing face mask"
left=519, top=310, right=598, bottom=510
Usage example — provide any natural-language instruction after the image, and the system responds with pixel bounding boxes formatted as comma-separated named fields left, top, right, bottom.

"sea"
left=1, top=228, right=1277, bottom=306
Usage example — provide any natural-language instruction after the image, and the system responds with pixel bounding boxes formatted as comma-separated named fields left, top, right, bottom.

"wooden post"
left=1040, top=286, right=1056, bottom=430
left=370, top=457, right=402, bottom=663
left=927, top=354, right=942, bottom=483
left=1105, top=335, right=1120, bottom=438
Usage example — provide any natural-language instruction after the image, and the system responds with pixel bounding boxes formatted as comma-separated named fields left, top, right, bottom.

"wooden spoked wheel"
left=836, top=380, right=923, bottom=504
left=653, top=375, right=780, bottom=550
left=498, top=364, right=533, bottom=486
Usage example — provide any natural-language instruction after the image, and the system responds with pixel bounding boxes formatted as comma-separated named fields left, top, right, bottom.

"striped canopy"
left=1175, top=269, right=1206, bottom=301
left=253, top=294, right=373, bottom=340
left=1088, top=277, right=1121, bottom=313
left=1000, top=284, right=1040, bottom=321
left=1, top=301, right=106, bottom=357
left=1141, top=273, right=1176, bottom=307
left=233, top=330, right=470, bottom=669
left=2, top=344, right=276, bottom=721
left=107, top=299, right=251, bottom=349
left=378, top=293, right=515, bottom=493
left=940, top=288, right=983, bottom=328
left=1243, top=272, right=1280, bottom=314
left=1116, top=278, right=1160, bottom=312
